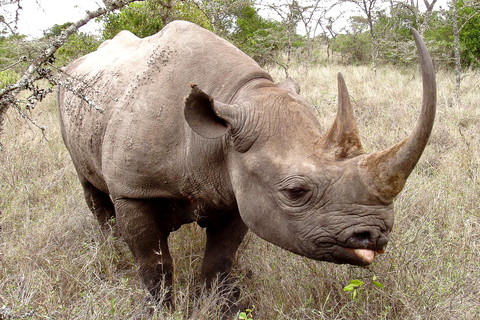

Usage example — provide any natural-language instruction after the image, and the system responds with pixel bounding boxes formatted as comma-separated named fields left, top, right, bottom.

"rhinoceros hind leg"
left=79, top=177, right=115, bottom=230
left=200, top=210, right=248, bottom=288
left=114, top=198, right=174, bottom=306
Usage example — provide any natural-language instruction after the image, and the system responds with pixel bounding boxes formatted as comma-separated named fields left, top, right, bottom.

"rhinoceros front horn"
left=360, top=28, right=437, bottom=200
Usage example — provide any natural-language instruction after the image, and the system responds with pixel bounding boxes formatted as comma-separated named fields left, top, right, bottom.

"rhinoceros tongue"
left=351, top=248, right=376, bottom=264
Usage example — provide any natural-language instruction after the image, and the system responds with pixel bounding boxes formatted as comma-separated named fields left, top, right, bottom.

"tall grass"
left=1, top=63, right=479, bottom=319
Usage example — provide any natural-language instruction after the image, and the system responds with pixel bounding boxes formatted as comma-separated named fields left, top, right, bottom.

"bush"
left=99, top=1, right=290, bottom=66
left=54, top=32, right=102, bottom=66
left=100, top=0, right=213, bottom=40
left=332, top=32, right=371, bottom=65
left=41, top=23, right=102, bottom=66
left=0, top=69, right=19, bottom=89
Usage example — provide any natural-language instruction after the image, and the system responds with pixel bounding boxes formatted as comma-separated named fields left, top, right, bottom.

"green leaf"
left=349, top=279, right=364, bottom=286
left=352, top=289, right=358, bottom=300
left=350, top=279, right=364, bottom=287
left=373, top=280, right=384, bottom=288
left=238, top=312, right=247, bottom=320
left=343, top=284, right=355, bottom=292
left=344, top=279, right=364, bottom=292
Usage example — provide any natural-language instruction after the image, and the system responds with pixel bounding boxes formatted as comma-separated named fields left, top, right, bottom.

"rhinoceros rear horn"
left=184, top=84, right=237, bottom=139
left=360, top=28, right=436, bottom=200
left=318, top=73, right=364, bottom=160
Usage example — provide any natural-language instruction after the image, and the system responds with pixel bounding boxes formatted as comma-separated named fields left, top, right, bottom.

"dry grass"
left=1, top=63, right=479, bottom=319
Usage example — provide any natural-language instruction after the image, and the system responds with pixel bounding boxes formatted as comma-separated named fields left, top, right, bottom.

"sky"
left=2, top=0, right=451, bottom=39
left=2, top=0, right=103, bottom=38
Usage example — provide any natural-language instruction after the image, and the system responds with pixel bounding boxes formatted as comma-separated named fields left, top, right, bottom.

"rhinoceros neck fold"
left=226, top=73, right=274, bottom=104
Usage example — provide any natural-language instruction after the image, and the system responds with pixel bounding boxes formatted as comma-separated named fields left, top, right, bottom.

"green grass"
left=1, top=64, right=479, bottom=319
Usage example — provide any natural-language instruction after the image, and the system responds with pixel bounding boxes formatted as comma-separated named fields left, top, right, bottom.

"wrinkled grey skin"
left=58, top=21, right=436, bottom=301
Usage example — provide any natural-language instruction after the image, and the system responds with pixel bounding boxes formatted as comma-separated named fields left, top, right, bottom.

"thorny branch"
left=52, top=66, right=104, bottom=112
left=0, top=55, right=27, bottom=72
left=0, top=13, right=17, bottom=35
left=457, top=2, right=480, bottom=33
left=0, top=0, right=143, bottom=145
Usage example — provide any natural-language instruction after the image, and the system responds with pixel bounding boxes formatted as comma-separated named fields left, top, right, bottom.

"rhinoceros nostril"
left=353, top=231, right=372, bottom=245
left=349, top=230, right=389, bottom=250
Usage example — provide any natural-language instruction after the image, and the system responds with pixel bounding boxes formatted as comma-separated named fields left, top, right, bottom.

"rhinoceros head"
left=184, top=29, right=436, bottom=266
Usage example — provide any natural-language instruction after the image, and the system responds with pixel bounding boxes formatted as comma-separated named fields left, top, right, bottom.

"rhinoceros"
left=58, top=21, right=436, bottom=300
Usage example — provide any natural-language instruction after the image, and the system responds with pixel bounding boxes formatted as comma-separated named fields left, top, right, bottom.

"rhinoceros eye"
left=286, top=186, right=308, bottom=200
left=276, top=176, right=315, bottom=209
left=282, top=185, right=312, bottom=206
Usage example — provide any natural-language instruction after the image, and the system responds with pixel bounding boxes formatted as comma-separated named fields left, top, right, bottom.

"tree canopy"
left=100, top=0, right=288, bottom=66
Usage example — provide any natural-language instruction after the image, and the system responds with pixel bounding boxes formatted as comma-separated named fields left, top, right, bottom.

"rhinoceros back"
left=58, top=21, right=271, bottom=195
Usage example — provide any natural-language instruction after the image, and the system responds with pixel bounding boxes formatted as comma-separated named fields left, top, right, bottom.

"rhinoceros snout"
left=346, top=228, right=389, bottom=252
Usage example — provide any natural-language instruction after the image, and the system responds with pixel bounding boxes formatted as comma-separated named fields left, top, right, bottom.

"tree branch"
left=0, top=0, right=142, bottom=142
left=458, top=8, right=480, bottom=32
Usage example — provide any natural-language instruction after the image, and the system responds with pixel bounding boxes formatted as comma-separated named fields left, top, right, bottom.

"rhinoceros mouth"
left=344, top=247, right=385, bottom=266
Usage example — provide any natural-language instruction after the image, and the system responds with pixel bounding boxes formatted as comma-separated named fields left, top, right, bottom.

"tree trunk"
left=420, top=0, right=438, bottom=36
left=452, top=0, right=462, bottom=100
left=368, top=16, right=377, bottom=75
left=370, top=36, right=377, bottom=75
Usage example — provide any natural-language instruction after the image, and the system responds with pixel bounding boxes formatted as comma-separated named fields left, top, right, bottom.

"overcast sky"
left=3, top=0, right=450, bottom=39
left=2, top=0, right=102, bottom=38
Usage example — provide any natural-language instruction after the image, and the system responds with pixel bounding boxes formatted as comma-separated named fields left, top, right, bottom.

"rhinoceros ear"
left=184, top=84, right=236, bottom=139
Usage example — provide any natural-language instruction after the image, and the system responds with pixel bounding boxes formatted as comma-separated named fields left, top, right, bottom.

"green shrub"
left=333, top=32, right=371, bottom=65
left=54, top=32, right=101, bottom=66
left=0, top=69, right=19, bottom=89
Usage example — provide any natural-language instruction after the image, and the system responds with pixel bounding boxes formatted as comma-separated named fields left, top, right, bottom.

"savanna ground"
left=0, top=58, right=479, bottom=319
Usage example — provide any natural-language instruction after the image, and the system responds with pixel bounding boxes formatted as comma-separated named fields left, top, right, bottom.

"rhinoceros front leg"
left=114, top=198, right=174, bottom=304
left=200, top=210, right=248, bottom=289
